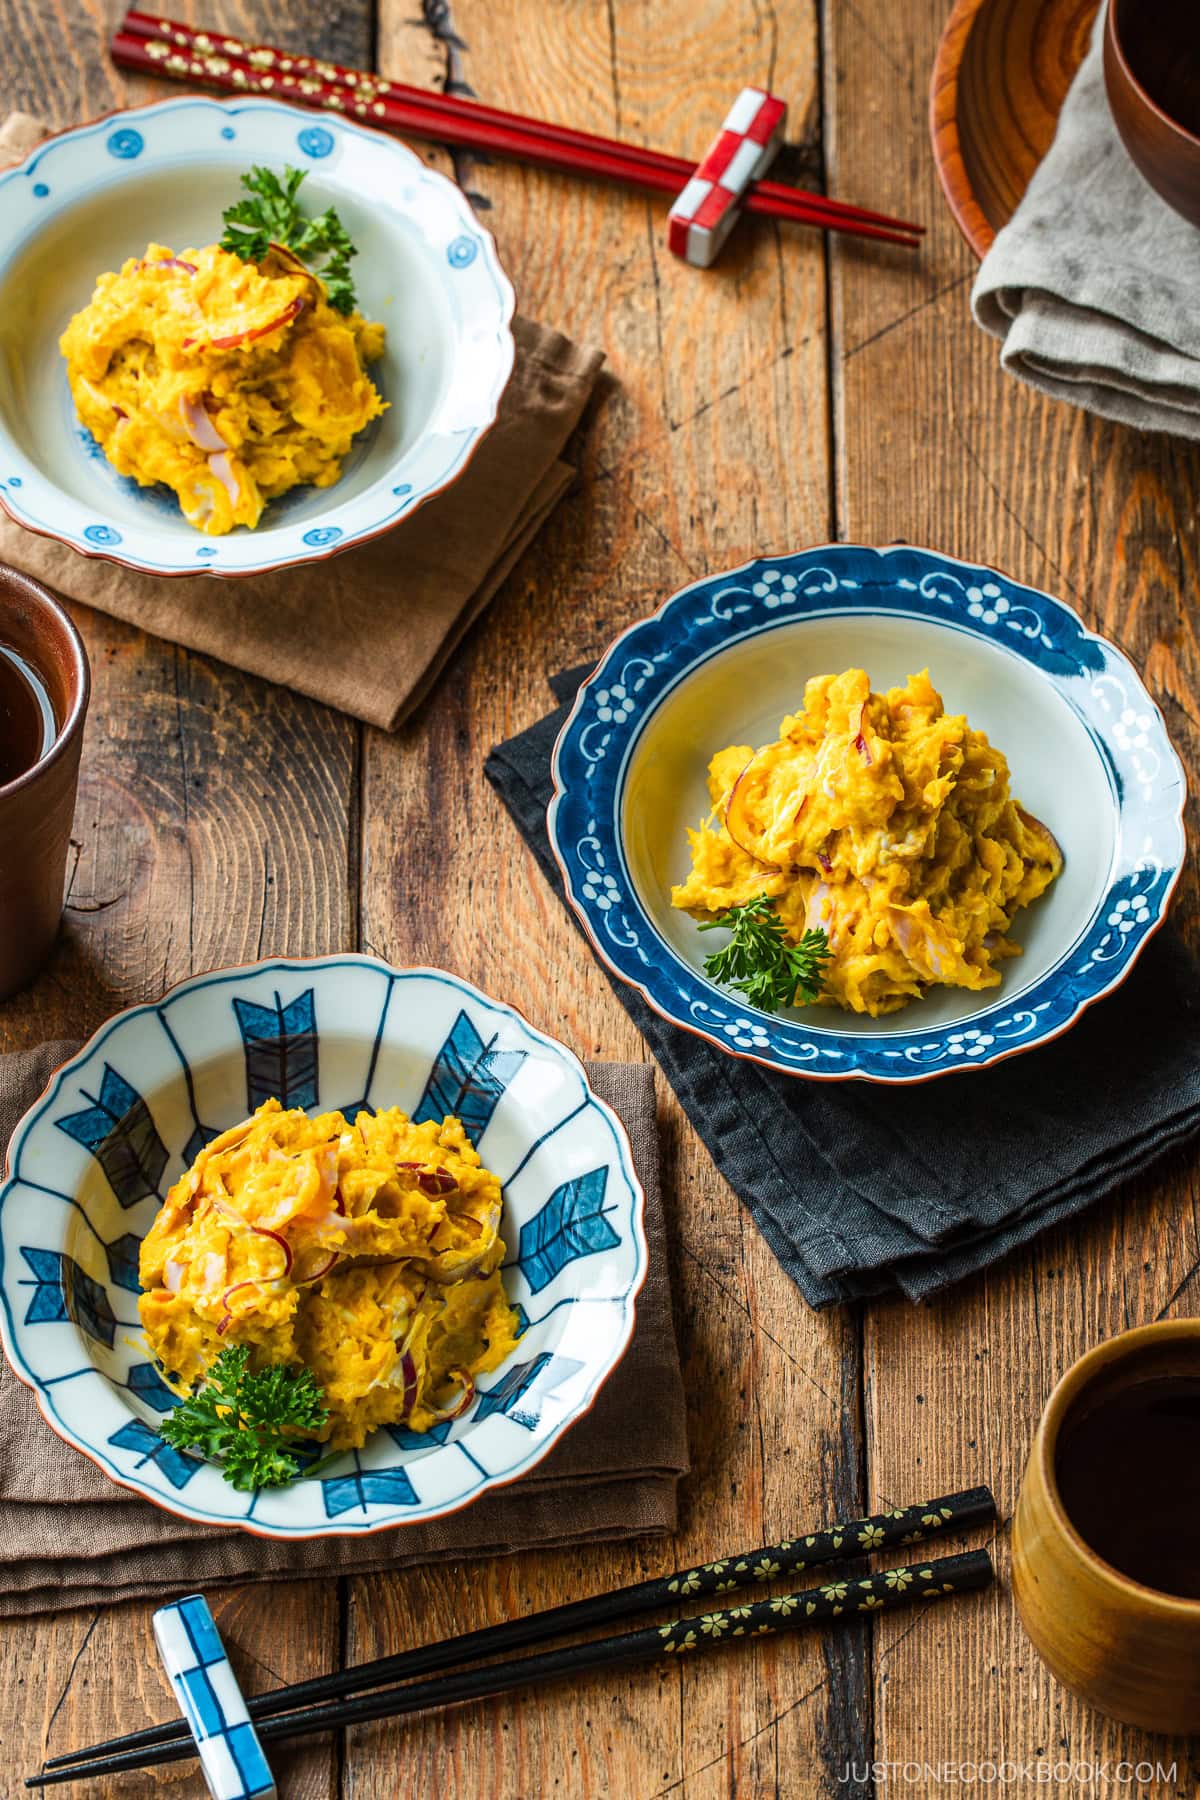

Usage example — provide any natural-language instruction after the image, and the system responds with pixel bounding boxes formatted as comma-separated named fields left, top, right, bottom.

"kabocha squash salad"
left=673, top=668, right=1063, bottom=1018
left=60, top=167, right=386, bottom=535
left=140, top=1100, right=522, bottom=1490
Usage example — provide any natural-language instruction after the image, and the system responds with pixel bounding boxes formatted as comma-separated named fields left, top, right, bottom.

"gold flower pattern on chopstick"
left=140, top=34, right=395, bottom=119
left=654, top=1552, right=990, bottom=1653
left=658, top=1488, right=991, bottom=1603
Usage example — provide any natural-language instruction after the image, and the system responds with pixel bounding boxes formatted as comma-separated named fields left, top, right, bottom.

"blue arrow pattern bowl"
left=0, top=959, right=645, bottom=1537
left=549, top=544, right=1187, bottom=1083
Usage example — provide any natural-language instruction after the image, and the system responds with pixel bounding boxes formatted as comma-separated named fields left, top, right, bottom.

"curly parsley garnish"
left=159, top=1345, right=329, bottom=1491
left=699, top=894, right=830, bottom=1013
left=220, top=164, right=358, bottom=315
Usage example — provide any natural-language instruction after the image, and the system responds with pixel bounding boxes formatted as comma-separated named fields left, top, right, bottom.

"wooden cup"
left=1012, top=1320, right=1200, bottom=1733
left=0, top=566, right=90, bottom=1000
left=1104, top=0, right=1200, bottom=228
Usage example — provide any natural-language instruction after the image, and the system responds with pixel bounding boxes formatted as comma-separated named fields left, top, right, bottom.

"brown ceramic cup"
left=1104, top=0, right=1200, bottom=229
left=0, top=566, right=90, bottom=1001
left=1012, top=1320, right=1200, bottom=1734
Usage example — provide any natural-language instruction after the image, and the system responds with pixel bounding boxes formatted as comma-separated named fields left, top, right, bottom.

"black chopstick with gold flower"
left=31, top=1551, right=993, bottom=1788
left=34, top=1487, right=994, bottom=1786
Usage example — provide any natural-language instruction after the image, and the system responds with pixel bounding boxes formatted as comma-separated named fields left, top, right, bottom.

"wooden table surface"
left=2, top=1, right=1199, bottom=1795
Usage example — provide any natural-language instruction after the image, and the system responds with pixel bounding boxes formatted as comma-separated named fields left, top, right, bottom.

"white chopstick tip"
left=152, top=1596, right=277, bottom=1800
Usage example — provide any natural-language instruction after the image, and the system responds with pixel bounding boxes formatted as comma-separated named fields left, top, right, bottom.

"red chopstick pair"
left=113, top=11, right=923, bottom=250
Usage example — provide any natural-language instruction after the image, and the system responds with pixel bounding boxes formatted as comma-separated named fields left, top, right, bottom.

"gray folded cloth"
left=972, top=2, right=1200, bottom=439
left=0, top=1045, right=687, bottom=1618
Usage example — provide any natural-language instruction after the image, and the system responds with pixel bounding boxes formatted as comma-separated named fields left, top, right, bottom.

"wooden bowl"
left=931, top=0, right=1101, bottom=256
left=1012, top=1320, right=1200, bottom=1733
left=1104, top=0, right=1200, bottom=227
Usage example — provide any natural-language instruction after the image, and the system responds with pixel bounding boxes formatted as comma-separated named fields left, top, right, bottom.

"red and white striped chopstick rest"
left=667, top=88, right=787, bottom=267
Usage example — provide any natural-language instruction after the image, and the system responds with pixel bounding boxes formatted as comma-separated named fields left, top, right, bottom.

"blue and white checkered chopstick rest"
left=151, top=1595, right=277, bottom=1800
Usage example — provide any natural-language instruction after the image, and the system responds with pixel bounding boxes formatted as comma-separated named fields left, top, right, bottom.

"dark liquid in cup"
left=1056, top=1372, right=1200, bottom=1598
left=1118, top=0, right=1200, bottom=137
left=0, top=642, right=56, bottom=788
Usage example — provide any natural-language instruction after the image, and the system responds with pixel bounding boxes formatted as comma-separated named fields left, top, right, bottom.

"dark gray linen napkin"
left=0, top=1043, right=687, bottom=1618
left=485, top=669, right=1200, bottom=1307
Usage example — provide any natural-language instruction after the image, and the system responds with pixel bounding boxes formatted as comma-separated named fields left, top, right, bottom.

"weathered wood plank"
left=0, top=1, right=370, bottom=1792
left=351, top=3, right=864, bottom=1796
left=827, top=1, right=1200, bottom=1791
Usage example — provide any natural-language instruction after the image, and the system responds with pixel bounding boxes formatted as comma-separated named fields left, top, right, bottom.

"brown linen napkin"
left=0, top=112, right=604, bottom=731
left=0, top=1044, right=686, bottom=1618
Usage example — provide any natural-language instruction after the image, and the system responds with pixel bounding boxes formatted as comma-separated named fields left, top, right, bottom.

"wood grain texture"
left=4, top=0, right=1200, bottom=1794
left=930, top=0, right=1099, bottom=257
left=348, top=3, right=869, bottom=1797
left=0, top=2, right=365, bottom=1794
left=830, top=1, right=1200, bottom=1794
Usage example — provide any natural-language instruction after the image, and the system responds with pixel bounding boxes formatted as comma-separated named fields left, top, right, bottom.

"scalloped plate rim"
left=547, top=541, right=1187, bottom=1084
left=0, top=954, right=648, bottom=1537
left=0, top=95, right=516, bottom=578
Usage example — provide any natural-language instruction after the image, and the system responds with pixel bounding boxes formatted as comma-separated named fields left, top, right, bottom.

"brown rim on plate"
left=930, top=0, right=1101, bottom=258
left=546, top=539, right=1188, bottom=1085
left=0, top=954, right=648, bottom=1537
left=0, top=92, right=517, bottom=581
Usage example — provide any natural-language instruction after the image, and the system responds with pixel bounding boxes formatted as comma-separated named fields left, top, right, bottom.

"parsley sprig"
left=699, top=894, right=830, bottom=1012
left=159, top=1345, right=329, bottom=1491
left=220, top=165, right=358, bottom=314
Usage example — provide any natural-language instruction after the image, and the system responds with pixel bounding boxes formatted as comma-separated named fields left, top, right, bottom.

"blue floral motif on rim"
left=302, top=525, right=342, bottom=547
left=393, top=483, right=413, bottom=497
left=447, top=235, right=478, bottom=268
left=32, top=182, right=48, bottom=198
left=549, top=544, right=1188, bottom=1083
left=83, top=523, right=122, bottom=546
left=8, top=477, right=21, bottom=488
left=196, top=546, right=218, bottom=558
left=297, top=125, right=335, bottom=158
left=220, top=126, right=236, bottom=140
left=106, top=128, right=144, bottom=159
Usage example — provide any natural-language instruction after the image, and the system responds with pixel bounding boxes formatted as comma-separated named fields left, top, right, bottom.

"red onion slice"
left=396, top=1349, right=420, bottom=1417
left=178, top=394, right=227, bottom=452
left=816, top=850, right=833, bottom=874
left=397, top=1162, right=459, bottom=1197
left=294, top=1249, right=341, bottom=1287
left=215, top=1278, right=261, bottom=1336
left=184, top=295, right=304, bottom=352
left=138, top=256, right=198, bottom=275
left=853, top=703, right=874, bottom=766
left=250, top=1225, right=293, bottom=1278
left=265, top=241, right=310, bottom=274
left=429, top=1371, right=476, bottom=1423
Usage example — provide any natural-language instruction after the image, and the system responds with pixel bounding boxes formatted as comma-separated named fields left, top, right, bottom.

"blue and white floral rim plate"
left=548, top=543, right=1187, bottom=1083
left=0, top=97, right=515, bottom=577
left=0, top=958, right=646, bottom=1537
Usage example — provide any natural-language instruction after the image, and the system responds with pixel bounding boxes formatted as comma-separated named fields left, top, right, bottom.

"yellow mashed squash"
left=673, top=668, right=1063, bottom=1017
left=60, top=242, right=386, bottom=535
left=139, top=1100, right=521, bottom=1452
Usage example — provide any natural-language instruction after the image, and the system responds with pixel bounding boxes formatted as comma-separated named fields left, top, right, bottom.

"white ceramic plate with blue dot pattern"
left=0, top=98, right=515, bottom=576
left=548, top=544, right=1187, bottom=1082
left=0, top=959, right=645, bottom=1536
